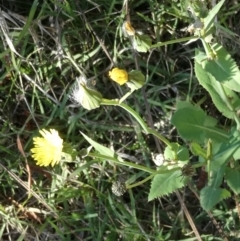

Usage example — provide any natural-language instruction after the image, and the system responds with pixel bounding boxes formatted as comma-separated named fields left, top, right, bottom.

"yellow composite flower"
left=109, top=68, right=128, bottom=85
left=31, top=129, right=63, bottom=167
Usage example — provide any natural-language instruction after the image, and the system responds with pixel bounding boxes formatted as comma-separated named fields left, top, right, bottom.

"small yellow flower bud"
left=123, top=21, right=135, bottom=36
left=109, top=68, right=128, bottom=85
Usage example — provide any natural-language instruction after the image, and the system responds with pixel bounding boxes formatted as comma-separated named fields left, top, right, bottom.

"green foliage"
left=195, top=44, right=240, bottom=92
left=210, top=138, right=240, bottom=171
left=190, top=142, right=207, bottom=160
left=2, top=0, right=240, bottom=239
left=171, top=102, right=230, bottom=143
left=225, top=168, right=240, bottom=195
left=195, top=61, right=240, bottom=119
left=203, top=0, right=225, bottom=33
left=148, top=169, right=186, bottom=201
left=200, top=186, right=231, bottom=211
left=81, top=132, right=123, bottom=161
left=132, top=34, right=152, bottom=53
left=164, top=143, right=189, bottom=161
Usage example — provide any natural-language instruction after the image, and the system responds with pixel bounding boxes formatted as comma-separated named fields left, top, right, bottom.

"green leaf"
left=195, top=45, right=240, bottom=92
left=210, top=138, right=240, bottom=171
left=127, top=70, right=145, bottom=90
left=133, top=34, right=151, bottom=53
left=164, top=143, right=189, bottom=161
left=208, top=165, right=225, bottom=188
left=200, top=186, right=230, bottom=211
left=80, top=132, right=124, bottom=162
left=82, top=87, right=102, bottom=110
left=176, top=100, right=194, bottom=110
left=225, top=168, right=240, bottom=194
left=204, top=0, right=225, bottom=33
left=231, top=129, right=240, bottom=160
left=195, top=61, right=240, bottom=119
left=171, top=105, right=230, bottom=143
left=190, top=142, right=207, bottom=160
left=148, top=169, right=185, bottom=201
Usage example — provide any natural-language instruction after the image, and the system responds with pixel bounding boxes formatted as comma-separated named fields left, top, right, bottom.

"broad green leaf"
left=71, top=82, right=102, bottom=110
left=210, top=138, right=240, bottom=171
left=133, top=34, right=151, bottom=53
left=175, top=100, right=196, bottom=110
left=200, top=186, right=230, bottom=211
left=81, top=87, right=102, bottom=110
left=171, top=106, right=229, bottom=143
left=195, top=45, right=240, bottom=92
left=204, top=0, right=225, bottom=33
left=128, top=70, right=145, bottom=84
left=231, top=129, right=240, bottom=160
left=81, top=132, right=124, bottom=162
left=176, top=101, right=218, bottom=127
left=148, top=169, right=185, bottom=201
left=225, top=168, right=240, bottom=194
left=174, top=145, right=189, bottom=161
left=208, top=165, right=226, bottom=188
left=204, top=115, right=218, bottom=127
left=127, top=70, right=145, bottom=90
left=164, top=143, right=189, bottom=161
left=195, top=61, right=240, bottom=119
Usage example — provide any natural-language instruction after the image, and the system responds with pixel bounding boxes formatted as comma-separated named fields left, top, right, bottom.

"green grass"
left=0, top=0, right=240, bottom=240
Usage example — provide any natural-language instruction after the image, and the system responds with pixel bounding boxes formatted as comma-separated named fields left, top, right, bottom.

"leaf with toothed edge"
left=148, top=169, right=187, bottom=201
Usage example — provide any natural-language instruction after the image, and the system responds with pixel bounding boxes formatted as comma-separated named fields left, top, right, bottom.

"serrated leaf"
left=81, top=132, right=124, bottom=162
left=171, top=106, right=229, bottom=143
left=195, top=44, right=240, bottom=92
left=148, top=169, right=186, bottom=201
left=195, top=61, right=240, bottom=119
left=225, top=168, right=240, bottom=194
left=200, top=186, right=230, bottom=211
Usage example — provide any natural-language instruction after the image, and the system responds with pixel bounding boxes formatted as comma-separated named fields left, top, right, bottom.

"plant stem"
left=101, top=98, right=172, bottom=147
left=151, top=36, right=198, bottom=48
left=88, top=152, right=155, bottom=173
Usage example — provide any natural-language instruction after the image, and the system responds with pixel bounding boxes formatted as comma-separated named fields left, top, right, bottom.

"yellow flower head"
left=109, top=68, right=128, bottom=85
left=31, top=129, right=63, bottom=167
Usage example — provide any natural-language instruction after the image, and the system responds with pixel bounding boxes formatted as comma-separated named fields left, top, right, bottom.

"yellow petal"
left=31, top=129, right=63, bottom=167
left=109, top=68, right=128, bottom=85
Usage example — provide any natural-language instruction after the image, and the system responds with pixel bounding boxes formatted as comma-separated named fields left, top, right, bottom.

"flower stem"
left=101, top=98, right=172, bottom=147
left=88, top=152, right=155, bottom=173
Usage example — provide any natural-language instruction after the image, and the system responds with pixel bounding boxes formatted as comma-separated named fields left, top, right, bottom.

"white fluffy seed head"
left=69, top=76, right=87, bottom=105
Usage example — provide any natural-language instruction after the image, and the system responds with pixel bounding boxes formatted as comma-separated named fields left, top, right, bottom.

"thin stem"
left=151, top=36, right=198, bottom=48
left=127, top=173, right=155, bottom=189
left=147, top=128, right=172, bottom=147
left=101, top=98, right=172, bottom=147
left=88, top=152, right=155, bottom=173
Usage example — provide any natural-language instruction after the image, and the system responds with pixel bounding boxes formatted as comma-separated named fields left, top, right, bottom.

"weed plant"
left=0, top=0, right=240, bottom=241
